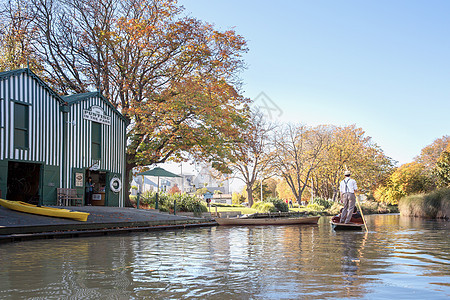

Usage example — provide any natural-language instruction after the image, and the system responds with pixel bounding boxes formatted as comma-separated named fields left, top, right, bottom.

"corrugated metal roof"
left=0, top=68, right=128, bottom=124
left=63, top=92, right=99, bottom=103
left=0, top=68, right=29, bottom=79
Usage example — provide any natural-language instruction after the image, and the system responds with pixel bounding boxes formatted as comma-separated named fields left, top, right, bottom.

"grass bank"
left=398, top=188, right=450, bottom=219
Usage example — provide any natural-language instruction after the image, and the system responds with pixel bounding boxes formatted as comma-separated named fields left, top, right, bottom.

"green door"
left=106, top=172, right=121, bottom=207
left=41, top=164, right=60, bottom=205
left=0, top=160, right=8, bottom=199
left=72, top=168, right=86, bottom=205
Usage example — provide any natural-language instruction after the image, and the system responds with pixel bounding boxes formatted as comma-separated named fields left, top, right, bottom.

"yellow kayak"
left=0, top=199, right=89, bottom=222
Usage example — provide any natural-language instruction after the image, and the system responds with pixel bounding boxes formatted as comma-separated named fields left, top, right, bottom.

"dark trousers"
left=85, top=191, right=92, bottom=205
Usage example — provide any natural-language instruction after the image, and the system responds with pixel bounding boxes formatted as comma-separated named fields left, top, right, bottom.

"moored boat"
left=215, top=213, right=320, bottom=226
left=0, top=198, right=90, bottom=222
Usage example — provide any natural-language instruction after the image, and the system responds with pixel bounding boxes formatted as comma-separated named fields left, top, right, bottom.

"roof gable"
left=0, top=68, right=65, bottom=105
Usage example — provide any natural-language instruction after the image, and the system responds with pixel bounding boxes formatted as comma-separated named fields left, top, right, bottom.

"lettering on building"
left=83, top=106, right=111, bottom=125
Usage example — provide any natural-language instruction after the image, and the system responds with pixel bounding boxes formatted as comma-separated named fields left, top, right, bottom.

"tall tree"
left=415, top=135, right=450, bottom=171
left=415, top=135, right=450, bottom=187
left=0, top=0, right=41, bottom=72
left=310, top=125, right=394, bottom=201
left=271, top=124, right=331, bottom=203
left=434, top=144, right=450, bottom=188
left=374, top=161, right=433, bottom=205
left=217, top=110, right=275, bottom=207
left=10, top=0, right=249, bottom=203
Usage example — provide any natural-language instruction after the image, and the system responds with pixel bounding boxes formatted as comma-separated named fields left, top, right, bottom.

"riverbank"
left=399, top=188, right=450, bottom=219
left=0, top=205, right=216, bottom=243
left=209, top=200, right=398, bottom=217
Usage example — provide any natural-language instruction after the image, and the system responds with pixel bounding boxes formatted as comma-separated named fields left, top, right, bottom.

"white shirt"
left=340, top=177, right=357, bottom=194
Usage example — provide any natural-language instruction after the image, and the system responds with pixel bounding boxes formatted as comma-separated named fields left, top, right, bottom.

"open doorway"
left=7, top=161, right=41, bottom=204
left=86, top=170, right=107, bottom=206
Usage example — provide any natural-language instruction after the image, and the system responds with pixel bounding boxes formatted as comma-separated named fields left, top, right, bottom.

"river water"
left=0, top=214, right=448, bottom=299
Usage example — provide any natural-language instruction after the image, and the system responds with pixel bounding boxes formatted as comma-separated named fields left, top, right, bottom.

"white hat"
left=344, top=170, right=351, bottom=176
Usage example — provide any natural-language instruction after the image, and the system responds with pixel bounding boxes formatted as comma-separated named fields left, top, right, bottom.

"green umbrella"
left=137, top=167, right=181, bottom=209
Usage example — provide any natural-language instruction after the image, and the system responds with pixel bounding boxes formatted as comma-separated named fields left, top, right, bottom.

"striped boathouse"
left=0, top=68, right=128, bottom=206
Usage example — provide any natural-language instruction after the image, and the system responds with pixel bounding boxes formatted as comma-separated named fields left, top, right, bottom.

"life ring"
left=110, top=177, right=122, bottom=193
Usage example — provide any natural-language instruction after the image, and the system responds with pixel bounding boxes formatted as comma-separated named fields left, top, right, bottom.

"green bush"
left=312, top=197, right=333, bottom=209
left=265, top=197, right=289, bottom=212
left=232, top=192, right=246, bottom=205
left=252, top=201, right=276, bottom=213
left=135, top=192, right=207, bottom=213
left=328, top=202, right=342, bottom=215
left=306, top=203, right=325, bottom=212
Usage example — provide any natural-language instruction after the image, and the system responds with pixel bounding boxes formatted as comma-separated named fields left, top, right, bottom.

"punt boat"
left=215, top=212, right=320, bottom=226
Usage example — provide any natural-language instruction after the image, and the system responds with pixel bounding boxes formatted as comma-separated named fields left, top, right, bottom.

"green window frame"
left=91, top=122, right=101, bottom=160
left=14, top=102, right=29, bottom=149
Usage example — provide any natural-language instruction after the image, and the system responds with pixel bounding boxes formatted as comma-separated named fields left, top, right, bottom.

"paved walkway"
left=0, top=205, right=216, bottom=242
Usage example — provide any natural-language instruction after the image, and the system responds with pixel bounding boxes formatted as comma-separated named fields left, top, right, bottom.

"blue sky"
left=182, top=0, right=450, bottom=165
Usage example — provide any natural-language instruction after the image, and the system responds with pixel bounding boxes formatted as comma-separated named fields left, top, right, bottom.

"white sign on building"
left=83, top=106, right=111, bottom=125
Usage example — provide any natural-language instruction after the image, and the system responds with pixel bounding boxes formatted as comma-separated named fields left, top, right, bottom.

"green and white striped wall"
left=0, top=69, right=128, bottom=206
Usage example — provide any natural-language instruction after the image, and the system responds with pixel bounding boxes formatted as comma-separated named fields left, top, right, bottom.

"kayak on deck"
left=0, top=198, right=90, bottom=222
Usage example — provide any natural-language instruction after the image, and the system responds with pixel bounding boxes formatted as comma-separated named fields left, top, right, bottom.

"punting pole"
left=355, top=193, right=368, bottom=232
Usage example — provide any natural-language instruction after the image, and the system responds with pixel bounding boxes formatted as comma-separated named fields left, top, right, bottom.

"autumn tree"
left=374, top=136, right=450, bottom=204
left=310, top=125, right=394, bottom=201
left=374, top=162, right=434, bottom=205
left=414, top=135, right=450, bottom=187
left=434, top=144, right=450, bottom=188
left=251, top=181, right=271, bottom=202
left=276, top=180, right=295, bottom=201
left=270, top=124, right=331, bottom=203
left=415, top=135, right=450, bottom=171
left=168, top=184, right=181, bottom=195
left=0, top=0, right=42, bottom=72
left=264, top=177, right=278, bottom=198
left=216, top=109, right=275, bottom=207
left=13, top=0, right=249, bottom=203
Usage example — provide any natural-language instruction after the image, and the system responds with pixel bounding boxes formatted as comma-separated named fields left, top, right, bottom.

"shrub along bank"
left=130, top=192, right=207, bottom=214
left=130, top=193, right=399, bottom=217
left=398, top=188, right=450, bottom=219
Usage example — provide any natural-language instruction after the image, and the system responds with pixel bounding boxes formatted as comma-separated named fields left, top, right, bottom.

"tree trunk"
left=124, top=160, right=136, bottom=207
left=247, top=184, right=254, bottom=207
left=296, top=190, right=303, bottom=205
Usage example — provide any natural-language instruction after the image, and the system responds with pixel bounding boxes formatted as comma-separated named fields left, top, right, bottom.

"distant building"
left=212, top=194, right=232, bottom=205
left=131, top=162, right=231, bottom=195
left=130, top=176, right=158, bottom=196
left=191, top=163, right=230, bottom=194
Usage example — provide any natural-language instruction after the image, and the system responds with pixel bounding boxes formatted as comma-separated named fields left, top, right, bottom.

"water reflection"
left=0, top=215, right=449, bottom=299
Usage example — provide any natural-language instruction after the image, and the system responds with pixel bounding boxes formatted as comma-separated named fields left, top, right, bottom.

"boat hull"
left=0, top=199, right=89, bottom=222
left=215, top=216, right=320, bottom=226
left=330, top=221, right=363, bottom=230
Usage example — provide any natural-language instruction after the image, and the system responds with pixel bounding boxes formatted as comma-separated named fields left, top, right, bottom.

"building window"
left=91, top=122, right=101, bottom=159
left=14, top=103, right=29, bottom=149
